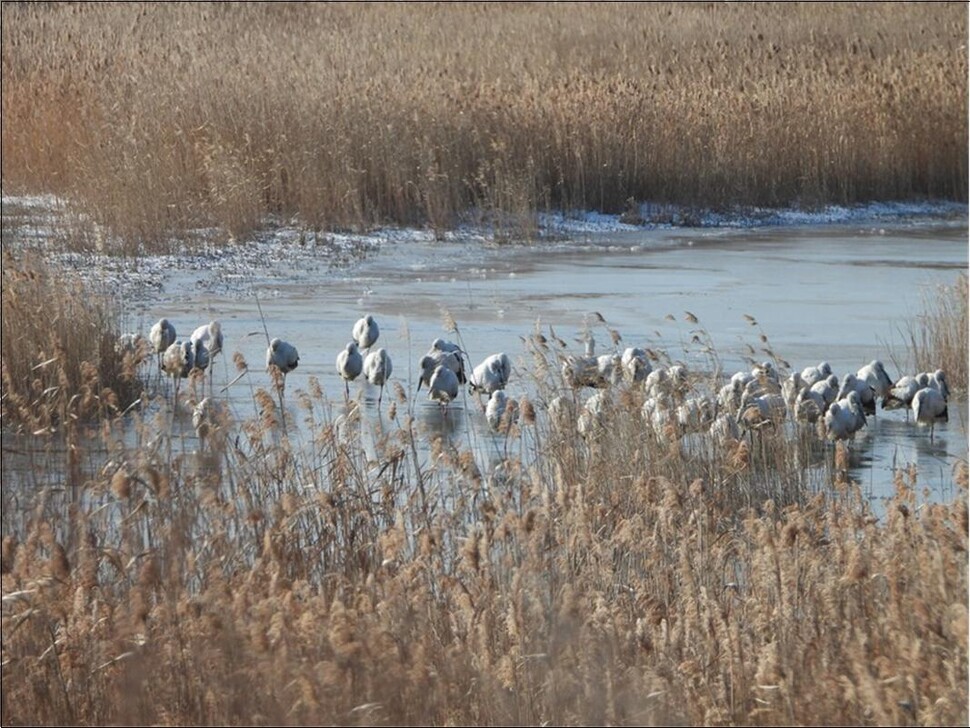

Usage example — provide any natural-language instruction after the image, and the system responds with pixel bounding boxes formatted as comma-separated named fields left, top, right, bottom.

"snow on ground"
left=3, top=193, right=966, bottom=302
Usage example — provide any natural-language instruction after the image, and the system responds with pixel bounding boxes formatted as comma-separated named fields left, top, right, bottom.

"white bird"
left=429, top=338, right=467, bottom=383
left=561, top=332, right=607, bottom=389
left=192, top=396, right=227, bottom=447
left=578, top=391, right=611, bottom=438
left=810, top=374, right=840, bottom=411
left=150, top=318, right=177, bottom=369
left=883, top=374, right=923, bottom=412
left=857, top=360, right=894, bottom=402
left=469, top=353, right=512, bottom=396
left=596, top=353, right=623, bottom=387
left=191, top=321, right=223, bottom=359
left=335, top=342, right=363, bottom=398
left=115, top=333, right=148, bottom=370
left=793, top=388, right=827, bottom=424
left=736, top=392, right=787, bottom=433
left=162, top=340, right=193, bottom=378
left=642, top=393, right=674, bottom=435
left=353, top=315, right=380, bottom=351
left=837, top=373, right=876, bottom=415
left=266, top=337, right=299, bottom=395
left=751, top=360, right=780, bottom=384
left=645, top=365, right=689, bottom=401
left=561, top=354, right=600, bottom=389
left=800, top=361, right=833, bottom=387
left=708, top=412, right=741, bottom=445
left=547, top=395, right=577, bottom=432
left=782, top=371, right=809, bottom=408
left=621, top=347, right=652, bottom=383
left=643, top=369, right=669, bottom=399
left=428, top=364, right=459, bottom=408
left=920, top=369, right=950, bottom=401
left=486, top=389, right=518, bottom=432
left=363, top=347, right=393, bottom=407
left=162, top=340, right=194, bottom=403
left=912, top=387, right=948, bottom=440
left=676, top=395, right=716, bottom=435
left=151, top=318, right=177, bottom=353
left=716, top=371, right=755, bottom=417
left=824, top=391, right=867, bottom=442
left=419, top=350, right=464, bottom=392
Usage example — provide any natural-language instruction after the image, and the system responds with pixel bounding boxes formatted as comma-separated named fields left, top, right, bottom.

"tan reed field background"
left=1, top=2, right=967, bottom=247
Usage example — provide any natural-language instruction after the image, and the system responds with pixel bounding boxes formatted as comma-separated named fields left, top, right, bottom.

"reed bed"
left=2, top=312, right=966, bottom=726
left=1, top=250, right=144, bottom=432
left=2, top=2, right=967, bottom=249
left=905, top=273, right=968, bottom=393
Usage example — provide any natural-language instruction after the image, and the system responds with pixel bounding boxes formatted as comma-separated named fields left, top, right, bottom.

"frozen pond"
left=115, top=218, right=968, bottom=508
left=3, top=201, right=968, bottom=514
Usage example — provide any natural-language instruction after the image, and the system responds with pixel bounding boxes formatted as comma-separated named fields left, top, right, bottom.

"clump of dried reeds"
left=1, top=3, right=966, bottom=249
left=905, top=273, right=968, bottom=392
left=0, top=250, right=144, bottom=431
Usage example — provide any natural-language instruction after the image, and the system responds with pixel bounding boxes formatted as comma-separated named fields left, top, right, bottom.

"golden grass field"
left=1, top=2, right=967, bottom=246
left=1, top=3, right=967, bottom=725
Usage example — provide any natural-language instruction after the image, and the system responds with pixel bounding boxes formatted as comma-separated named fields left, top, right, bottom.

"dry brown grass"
left=905, top=273, right=968, bottom=392
left=2, top=2, right=966, bottom=248
left=2, top=320, right=966, bottom=726
left=1, top=250, right=144, bottom=432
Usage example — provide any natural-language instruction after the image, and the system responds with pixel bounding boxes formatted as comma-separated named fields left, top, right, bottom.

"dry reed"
left=1, top=313, right=966, bottom=726
left=905, top=273, right=968, bottom=392
left=1, top=2, right=966, bottom=249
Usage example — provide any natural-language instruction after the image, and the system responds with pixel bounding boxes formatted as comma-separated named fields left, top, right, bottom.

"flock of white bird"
left=133, top=315, right=952, bottom=444
left=555, top=331, right=952, bottom=446
left=136, top=313, right=515, bottom=431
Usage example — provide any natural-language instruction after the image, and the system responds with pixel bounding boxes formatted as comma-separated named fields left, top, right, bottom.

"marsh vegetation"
left=1, top=2, right=967, bottom=248
left=1, top=3, right=967, bottom=725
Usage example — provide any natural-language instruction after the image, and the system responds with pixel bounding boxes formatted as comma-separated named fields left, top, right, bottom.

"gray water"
left=8, top=218, right=970, bottom=513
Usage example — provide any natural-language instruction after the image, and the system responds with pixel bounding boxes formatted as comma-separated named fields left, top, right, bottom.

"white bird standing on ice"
left=419, top=350, right=464, bottom=392
left=921, top=369, right=950, bottom=401
left=469, top=353, right=512, bottom=396
left=335, top=342, right=363, bottom=398
left=162, top=340, right=194, bottom=403
left=266, top=337, right=299, bottom=395
left=912, top=387, right=948, bottom=441
left=837, top=373, right=876, bottom=415
left=736, top=392, right=787, bottom=433
left=191, top=321, right=223, bottom=360
left=150, top=318, right=177, bottom=370
left=363, top=347, right=393, bottom=407
left=857, top=360, right=894, bottom=402
left=883, top=374, right=923, bottom=413
left=485, top=389, right=518, bottom=432
left=428, top=364, right=459, bottom=410
left=353, top=315, right=380, bottom=351
left=824, top=391, right=867, bottom=442
left=429, top=338, right=467, bottom=383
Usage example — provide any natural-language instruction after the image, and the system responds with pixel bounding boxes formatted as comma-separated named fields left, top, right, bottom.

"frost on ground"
left=2, top=193, right=966, bottom=302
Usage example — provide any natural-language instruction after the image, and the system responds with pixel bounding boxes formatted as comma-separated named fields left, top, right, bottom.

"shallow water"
left=9, top=217, right=970, bottom=513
